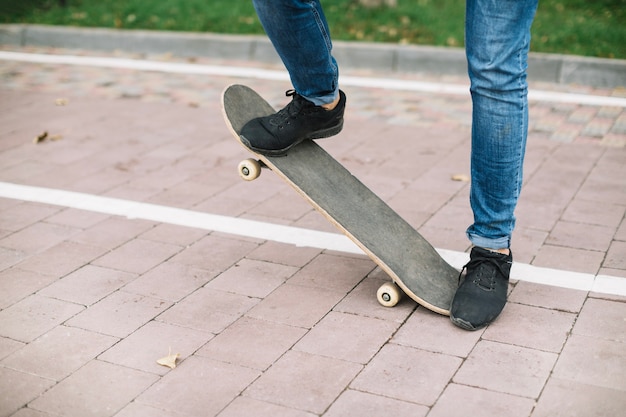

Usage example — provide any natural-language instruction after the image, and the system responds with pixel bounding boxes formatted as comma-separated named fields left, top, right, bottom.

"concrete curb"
left=1, top=24, right=625, bottom=88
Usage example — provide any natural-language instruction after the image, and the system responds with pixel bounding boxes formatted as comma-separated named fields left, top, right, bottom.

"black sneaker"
left=450, top=247, right=513, bottom=331
left=240, top=89, right=346, bottom=156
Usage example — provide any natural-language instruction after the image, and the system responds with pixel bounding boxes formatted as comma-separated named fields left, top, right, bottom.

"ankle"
left=321, top=95, right=341, bottom=111
left=481, top=247, right=510, bottom=256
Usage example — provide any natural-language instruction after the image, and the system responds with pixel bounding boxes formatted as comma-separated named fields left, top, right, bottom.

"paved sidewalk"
left=0, top=44, right=625, bottom=417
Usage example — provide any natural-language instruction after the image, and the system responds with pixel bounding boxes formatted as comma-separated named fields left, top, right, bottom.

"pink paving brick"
left=246, top=283, right=345, bottom=329
left=0, top=202, right=60, bottom=232
left=91, top=238, right=183, bottom=275
left=532, top=378, right=626, bottom=417
left=556, top=334, right=626, bottom=389
left=246, top=241, right=321, bottom=268
left=0, top=222, right=80, bottom=255
left=546, top=220, right=614, bottom=252
left=0, top=367, right=56, bottom=417
left=324, top=389, right=428, bottom=417
left=429, top=384, right=535, bottom=417
left=156, top=287, right=258, bottom=334
left=0, top=294, right=84, bottom=342
left=122, top=261, right=216, bottom=302
left=98, top=320, right=212, bottom=376
left=531, top=245, right=605, bottom=274
left=38, top=264, right=137, bottom=306
left=1, top=325, right=117, bottom=381
left=571, top=298, right=626, bottom=343
left=113, top=402, right=188, bottom=417
left=29, top=360, right=158, bottom=417
left=453, top=340, right=557, bottom=398
left=206, top=258, right=298, bottom=298
left=482, top=302, right=576, bottom=352
left=509, top=280, right=587, bottom=313
left=392, top=307, right=483, bottom=357
left=244, top=350, right=362, bottom=415
left=15, top=240, right=107, bottom=278
left=137, top=356, right=260, bottom=417
left=168, top=234, right=259, bottom=274
left=196, top=316, right=306, bottom=371
left=218, top=397, right=317, bottom=417
left=351, top=343, right=462, bottom=406
left=139, top=223, right=208, bottom=247
left=333, top=272, right=416, bottom=323
left=604, top=240, right=626, bottom=269
left=287, top=253, right=374, bottom=293
left=69, top=217, right=156, bottom=250
left=293, top=310, right=400, bottom=364
left=66, top=291, right=171, bottom=338
left=0, top=268, right=58, bottom=310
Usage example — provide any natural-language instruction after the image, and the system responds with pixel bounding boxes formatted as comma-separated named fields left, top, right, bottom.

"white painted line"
left=1, top=181, right=624, bottom=297
left=1, top=51, right=625, bottom=108
left=0, top=181, right=359, bottom=254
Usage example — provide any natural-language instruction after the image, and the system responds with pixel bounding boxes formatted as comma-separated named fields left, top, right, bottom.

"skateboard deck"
left=221, top=84, right=458, bottom=315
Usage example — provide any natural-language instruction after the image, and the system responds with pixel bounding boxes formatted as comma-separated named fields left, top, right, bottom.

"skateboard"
left=221, top=84, right=458, bottom=315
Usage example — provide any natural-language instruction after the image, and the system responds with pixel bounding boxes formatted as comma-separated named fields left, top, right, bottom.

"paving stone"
left=0, top=367, right=56, bottom=417
left=546, top=220, right=614, bottom=252
left=14, top=240, right=106, bottom=278
left=392, top=307, right=483, bottom=358
left=38, top=264, right=137, bottom=306
left=245, top=240, right=321, bottom=268
left=429, top=384, right=535, bottom=417
left=98, top=320, right=212, bottom=376
left=218, top=396, right=317, bottom=417
left=137, top=356, right=260, bottom=417
left=482, top=302, right=576, bottom=352
left=206, top=258, right=298, bottom=299
left=453, top=340, right=557, bottom=398
left=0, top=294, right=84, bottom=342
left=1, top=325, right=117, bottom=381
left=287, top=253, right=374, bottom=293
left=168, top=234, right=258, bottom=275
left=0, top=222, right=80, bottom=255
left=91, top=238, right=182, bottom=275
left=113, top=402, right=188, bottom=417
left=66, top=291, right=171, bottom=338
left=333, top=272, right=416, bottom=322
left=122, top=261, right=215, bottom=302
left=196, top=316, right=306, bottom=371
left=352, top=343, right=462, bottom=406
left=69, top=217, right=156, bottom=250
left=532, top=245, right=605, bottom=274
left=293, top=311, right=399, bottom=364
left=572, top=298, right=626, bottom=343
left=245, top=350, right=362, bottom=415
left=604, top=240, right=626, bottom=269
left=531, top=378, right=626, bottom=417
left=324, top=389, right=428, bottom=417
left=552, top=334, right=626, bottom=391
left=156, top=287, right=257, bottom=334
left=29, top=360, right=158, bottom=417
left=0, top=268, right=58, bottom=310
left=509, top=281, right=587, bottom=313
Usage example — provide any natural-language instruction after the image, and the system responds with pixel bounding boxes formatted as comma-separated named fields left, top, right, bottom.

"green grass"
left=1, top=0, right=625, bottom=59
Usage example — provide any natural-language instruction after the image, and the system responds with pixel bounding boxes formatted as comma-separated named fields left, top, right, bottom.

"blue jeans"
left=252, top=0, right=538, bottom=250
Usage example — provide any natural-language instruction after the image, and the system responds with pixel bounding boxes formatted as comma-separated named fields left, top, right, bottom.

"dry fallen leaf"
left=451, top=174, right=470, bottom=182
left=55, top=98, right=69, bottom=106
left=33, top=131, right=48, bottom=144
left=156, top=348, right=180, bottom=369
left=49, top=134, right=63, bottom=141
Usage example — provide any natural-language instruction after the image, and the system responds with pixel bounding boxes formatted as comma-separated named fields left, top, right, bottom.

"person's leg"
left=451, top=0, right=538, bottom=330
left=465, top=0, right=538, bottom=250
left=252, top=0, right=339, bottom=105
left=243, top=0, right=346, bottom=156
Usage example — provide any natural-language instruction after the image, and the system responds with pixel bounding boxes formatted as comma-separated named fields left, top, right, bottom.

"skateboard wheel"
left=377, top=282, right=402, bottom=307
left=238, top=158, right=262, bottom=181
